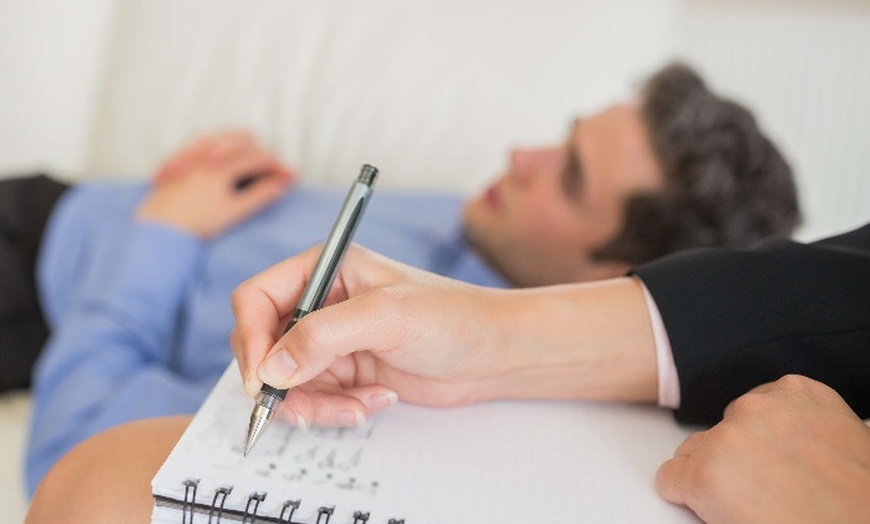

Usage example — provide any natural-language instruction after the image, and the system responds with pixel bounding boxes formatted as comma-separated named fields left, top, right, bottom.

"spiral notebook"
left=151, top=363, right=700, bottom=523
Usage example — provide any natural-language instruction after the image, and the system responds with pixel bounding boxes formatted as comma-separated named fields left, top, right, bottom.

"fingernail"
left=259, top=348, right=298, bottom=386
left=294, top=412, right=308, bottom=431
left=365, top=391, right=399, bottom=411
left=334, top=410, right=365, bottom=428
left=243, top=374, right=261, bottom=397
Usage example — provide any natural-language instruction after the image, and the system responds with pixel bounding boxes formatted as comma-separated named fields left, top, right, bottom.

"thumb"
left=256, top=287, right=409, bottom=389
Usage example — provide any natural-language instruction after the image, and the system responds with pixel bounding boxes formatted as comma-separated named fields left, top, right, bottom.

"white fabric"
left=0, top=0, right=115, bottom=175
left=0, top=0, right=678, bottom=190
left=87, top=0, right=677, bottom=192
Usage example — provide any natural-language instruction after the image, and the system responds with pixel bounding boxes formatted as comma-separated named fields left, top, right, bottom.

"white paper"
left=152, top=363, right=700, bottom=523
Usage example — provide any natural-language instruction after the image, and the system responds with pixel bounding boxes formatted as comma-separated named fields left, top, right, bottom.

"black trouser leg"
left=0, top=174, right=69, bottom=392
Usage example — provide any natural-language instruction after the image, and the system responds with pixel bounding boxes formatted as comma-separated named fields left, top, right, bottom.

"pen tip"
left=246, top=389, right=280, bottom=456
left=245, top=407, right=270, bottom=456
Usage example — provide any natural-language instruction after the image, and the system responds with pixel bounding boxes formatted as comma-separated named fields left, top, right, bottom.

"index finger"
left=230, top=245, right=327, bottom=395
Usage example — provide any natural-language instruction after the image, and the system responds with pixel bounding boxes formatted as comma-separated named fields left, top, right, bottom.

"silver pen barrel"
left=297, top=165, right=378, bottom=312
left=244, top=164, right=379, bottom=456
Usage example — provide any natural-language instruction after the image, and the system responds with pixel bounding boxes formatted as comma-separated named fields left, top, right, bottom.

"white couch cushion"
left=87, top=0, right=677, bottom=192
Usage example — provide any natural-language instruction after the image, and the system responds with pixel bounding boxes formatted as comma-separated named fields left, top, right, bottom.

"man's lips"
left=483, top=182, right=501, bottom=210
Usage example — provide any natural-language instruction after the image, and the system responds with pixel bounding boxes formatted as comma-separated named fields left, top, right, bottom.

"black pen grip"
left=261, top=383, right=288, bottom=401
left=283, top=308, right=309, bottom=334
left=262, top=308, right=309, bottom=400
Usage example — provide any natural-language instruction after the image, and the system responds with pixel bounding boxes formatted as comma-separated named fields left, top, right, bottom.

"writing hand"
left=230, top=244, right=658, bottom=429
left=657, top=374, right=870, bottom=524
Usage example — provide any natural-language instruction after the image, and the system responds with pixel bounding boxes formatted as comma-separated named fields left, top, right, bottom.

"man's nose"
left=509, top=147, right=540, bottom=183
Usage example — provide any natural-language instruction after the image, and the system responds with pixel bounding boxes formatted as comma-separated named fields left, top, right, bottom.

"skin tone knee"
left=26, top=415, right=193, bottom=524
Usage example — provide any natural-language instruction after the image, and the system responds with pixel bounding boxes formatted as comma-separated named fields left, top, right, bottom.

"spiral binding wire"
left=175, top=480, right=407, bottom=523
left=242, top=492, right=266, bottom=523
left=181, top=479, right=199, bottom=524
left=279, top=499, right=301, bottom=522
left=209, top=486, right=231, bottom=523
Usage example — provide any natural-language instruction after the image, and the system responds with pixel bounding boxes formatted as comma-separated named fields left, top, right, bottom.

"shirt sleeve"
left=26, top=222, right=211, bottom=496
left=636, top=277, right=681, bottom=409
left=632, top=223, right=870, bottom=425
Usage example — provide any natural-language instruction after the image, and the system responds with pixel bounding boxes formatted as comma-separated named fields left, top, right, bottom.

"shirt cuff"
left=636, top=277, right=681, bottom=409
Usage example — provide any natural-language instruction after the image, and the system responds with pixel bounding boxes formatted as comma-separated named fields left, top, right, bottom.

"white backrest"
left=2, top=1, right=867, bottom=237
left=83, top=0, right=678, bottom=192
left=0, top=0, right=115, bottom=176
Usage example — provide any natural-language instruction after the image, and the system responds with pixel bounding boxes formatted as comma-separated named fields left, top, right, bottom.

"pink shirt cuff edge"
left=636, top=277, right=681, bottom=409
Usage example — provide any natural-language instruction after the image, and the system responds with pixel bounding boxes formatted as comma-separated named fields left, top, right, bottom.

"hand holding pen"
left=232, top=238, right=660, bottom=436
left=243, top=164, right=379, bottom=454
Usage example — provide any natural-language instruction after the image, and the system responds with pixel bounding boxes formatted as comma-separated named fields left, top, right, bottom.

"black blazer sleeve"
left=633, top=223, right=870, bottom=425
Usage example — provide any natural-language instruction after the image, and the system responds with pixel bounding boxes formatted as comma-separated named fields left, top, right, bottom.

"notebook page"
left=152, top=363, right=700, bottom=523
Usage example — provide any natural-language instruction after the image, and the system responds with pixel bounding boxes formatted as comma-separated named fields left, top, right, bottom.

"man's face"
left=462, top=103, right=663, bottom=287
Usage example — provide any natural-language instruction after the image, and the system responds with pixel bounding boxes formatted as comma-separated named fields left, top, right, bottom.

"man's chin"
left=460, top=198, right=485, bottom=228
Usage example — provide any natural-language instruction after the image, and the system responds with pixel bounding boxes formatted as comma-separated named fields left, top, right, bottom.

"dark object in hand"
left=234, top=171, right=270, bottom=192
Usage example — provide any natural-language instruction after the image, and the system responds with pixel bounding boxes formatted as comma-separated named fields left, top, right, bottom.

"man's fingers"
left=154, top=129, right=246, bottom=184
left=220, top=150, right=293, bottom=206
left=205, top=130, right=256, bottom=166
left=153, top=137, right=207, bottom=184
left=219, top=149, right=277, bottom=183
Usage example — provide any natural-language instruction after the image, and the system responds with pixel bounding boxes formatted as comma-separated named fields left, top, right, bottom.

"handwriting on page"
left=190, top=393, right=382, bottom=496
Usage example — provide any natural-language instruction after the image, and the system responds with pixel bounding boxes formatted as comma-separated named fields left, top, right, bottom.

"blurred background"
left=1, top=0, right=868, bottom=520
left=1, top=0, right=868, bottom=239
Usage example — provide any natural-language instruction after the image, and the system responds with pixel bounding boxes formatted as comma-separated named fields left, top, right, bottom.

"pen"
left=244, top=164, right=379, bottom=455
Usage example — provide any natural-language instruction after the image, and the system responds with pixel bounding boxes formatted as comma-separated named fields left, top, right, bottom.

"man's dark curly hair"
left=593, top=62, right=801, bottom=265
